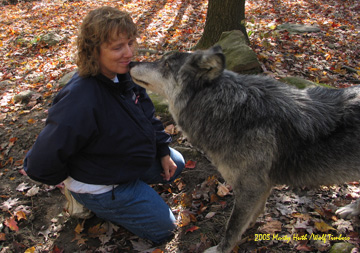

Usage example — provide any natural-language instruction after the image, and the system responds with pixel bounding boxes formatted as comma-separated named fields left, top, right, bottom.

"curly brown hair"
left=75, top=6, right=138, bottom=77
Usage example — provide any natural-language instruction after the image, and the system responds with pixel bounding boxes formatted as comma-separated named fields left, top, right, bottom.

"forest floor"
left=0, top=0, right=360, bottom=252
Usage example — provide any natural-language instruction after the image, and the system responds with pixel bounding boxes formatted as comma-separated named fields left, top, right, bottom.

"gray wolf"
left=129, top=46, right=360, bottom=252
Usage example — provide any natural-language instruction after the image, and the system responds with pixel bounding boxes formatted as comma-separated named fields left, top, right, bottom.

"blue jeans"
left=70, top=148, right=185, bottom=244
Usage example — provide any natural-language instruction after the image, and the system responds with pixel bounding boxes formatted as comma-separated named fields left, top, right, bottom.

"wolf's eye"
left=164, top=60, right=173, bottom=72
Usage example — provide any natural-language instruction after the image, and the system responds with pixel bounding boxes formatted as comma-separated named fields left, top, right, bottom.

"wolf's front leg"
left=205, top=182, right=272, bottom=253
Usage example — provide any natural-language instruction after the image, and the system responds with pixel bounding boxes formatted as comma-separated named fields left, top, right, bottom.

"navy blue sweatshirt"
left=24, top=72, right=171, bottom=185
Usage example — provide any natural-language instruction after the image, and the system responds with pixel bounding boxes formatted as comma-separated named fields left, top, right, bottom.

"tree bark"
left=196, top=0, right=248, bottom=49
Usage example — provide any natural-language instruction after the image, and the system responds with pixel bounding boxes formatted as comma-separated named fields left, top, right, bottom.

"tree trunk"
left=196, top=0, right=248, bottom=50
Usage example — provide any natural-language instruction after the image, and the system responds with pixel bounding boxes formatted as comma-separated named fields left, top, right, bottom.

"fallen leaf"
left=14, top=160, right=23, bottom=166
left=107, top=221, right=119, bottom=233
left=39, top=226, right=51, bottom=241
left=292, top=212, right=312, bottom=220
left=130, top=239, right=153, bottom=252
left=294, top=219, right=310, bottom=230
left=98, top=234, right=112, bottom=244
left=15, top=210, right=27, bottom=221
left=180, top=193, right=192, bottom=208
left=164, top=124, right=178, bottom=135
left=197, top=203, right=207, bottom=214
left=24, top=247, right=35, bottom=253
left=217, top=183, right=231, bottom=197
left=4, top=216, right=19, bottom=231
left=51, top=245, right=64, bottom=253
left=275, top=202, right=293, bottom=216
left=0, top=233, right=5, bottom=241
left=9, top=137, right=17, bottom=147
left=174, top=178, right=186, bottom=191
left=333, top=219, right=353, bottom=234
left=189, top=213, right=197, bottom=222
left=0, top=198, right=20, bottom=211
left=16, top=182, right=31, bottom=192
left=219, top=201, right=227, bottom=209
left=210, top=193, right=219, bottom=203
left=74, top=221, right=85, bottom=234
left=71, top=233, right=87, bottom=245
left=296, top=242, right=313, bottom=251
left=25, top=185, right=40, bottom=196
left=15, top=205, right=32, bottom=215
left=314, top=206, right=335, bottom=219
left=180, top=212, right=191, bottom=227
left=152, top=249, right=164, bottom=253
left=205, top=211, right=216, bottom=219
left=88, top=223, right=107, bottom=238
left=184, top=160, right=196, bottom=169
left=345, top=193, right=359, bottom=200
left=186, top=225, right=200, bottom=233
left=27, top=118, right=36, bottom=124
left=258, top=220, right=282, bottom=234
left=314, top=221, right=336, bottom=232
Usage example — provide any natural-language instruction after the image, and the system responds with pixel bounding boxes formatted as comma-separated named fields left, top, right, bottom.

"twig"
left=338, top=80, right=360, bottom=84
left=137, top=49, right=159, bottom=55
left=342, top=65, right=360, bottom=74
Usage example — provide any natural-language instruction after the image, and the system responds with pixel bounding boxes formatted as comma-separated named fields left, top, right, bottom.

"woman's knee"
left=140, top=209, right=176, bottom=243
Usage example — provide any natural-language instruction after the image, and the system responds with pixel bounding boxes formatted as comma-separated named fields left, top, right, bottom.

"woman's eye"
left=112, top=45, right=122, bottom=50
left=129, top=40, right=136, bottom=47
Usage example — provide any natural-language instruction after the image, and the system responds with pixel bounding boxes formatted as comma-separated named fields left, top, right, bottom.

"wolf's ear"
left=208, top=45, right=223, bottom=54
left=194, top=46, right=225, bottom=81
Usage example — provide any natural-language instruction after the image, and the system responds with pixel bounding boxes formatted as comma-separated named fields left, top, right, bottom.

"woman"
left=24, top=6, right=185, bottom=244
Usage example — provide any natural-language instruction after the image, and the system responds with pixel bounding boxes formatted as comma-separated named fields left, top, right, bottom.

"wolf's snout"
left=129, top=61, right=139, bottom=69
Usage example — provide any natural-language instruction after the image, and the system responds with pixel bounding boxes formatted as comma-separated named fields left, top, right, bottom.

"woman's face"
left=99, top=33, right=136, bottom=79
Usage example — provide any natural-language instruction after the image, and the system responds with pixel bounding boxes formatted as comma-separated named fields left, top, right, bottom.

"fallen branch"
left=338, top=79, right=360, bottom=84
left=137, top=49, right=159, bottom=55
left=341, top=65, right=360, bottom=74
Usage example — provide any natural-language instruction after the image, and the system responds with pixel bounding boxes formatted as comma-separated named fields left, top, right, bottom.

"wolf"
left=129, top=46, right=360, bottom=253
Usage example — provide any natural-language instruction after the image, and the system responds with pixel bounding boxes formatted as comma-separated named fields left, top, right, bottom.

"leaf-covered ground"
left=0, top=0, right=359, bottom=252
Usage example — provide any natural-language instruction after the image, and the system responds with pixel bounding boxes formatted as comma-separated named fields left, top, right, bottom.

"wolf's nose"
left=129, top=62, right=138, bottom=69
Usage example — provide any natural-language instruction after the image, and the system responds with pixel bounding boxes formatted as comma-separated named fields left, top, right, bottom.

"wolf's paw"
left=204, top=246, right=220, bottom=253
left=336, top=199, right=360, bottom=219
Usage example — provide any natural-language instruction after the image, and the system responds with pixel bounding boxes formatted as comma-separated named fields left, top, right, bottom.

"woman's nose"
left=124, top=44, right=133, bottom=58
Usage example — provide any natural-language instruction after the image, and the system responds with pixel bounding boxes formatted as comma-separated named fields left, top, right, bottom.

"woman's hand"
left=160, top=155, right=177, bottom=181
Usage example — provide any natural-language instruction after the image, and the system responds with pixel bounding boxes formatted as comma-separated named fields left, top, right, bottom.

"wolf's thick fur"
left=130, top=46, right=360, bottom=252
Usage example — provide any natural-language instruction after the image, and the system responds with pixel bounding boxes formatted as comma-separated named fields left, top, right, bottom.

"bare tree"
left=196, top=0, right=248, bottom=49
